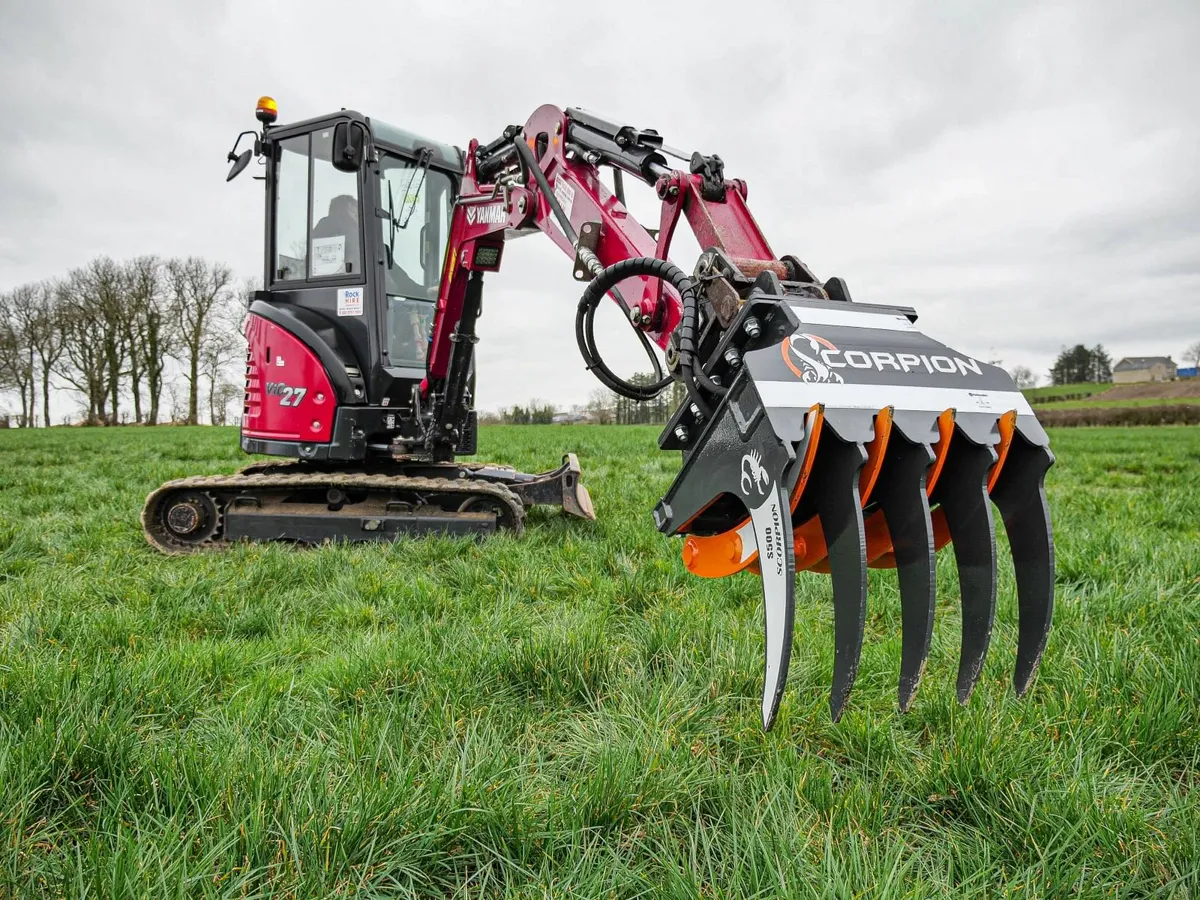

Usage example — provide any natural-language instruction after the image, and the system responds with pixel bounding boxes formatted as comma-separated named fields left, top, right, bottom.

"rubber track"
left=142, top=471, right=525, bottom=554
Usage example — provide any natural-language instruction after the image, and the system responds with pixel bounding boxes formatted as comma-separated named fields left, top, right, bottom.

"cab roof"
left=266, top=109, right=463, bottom=173
left=369, top=118, right=462, bottom=172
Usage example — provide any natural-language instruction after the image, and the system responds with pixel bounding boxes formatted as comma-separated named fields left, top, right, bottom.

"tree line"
left=480, top=376, right=690, bottom=426
left=0, top=257, right=247, bottom=427
left=495, top=402, right=558, bottom=425
left=1049, top=344, right=1112, bottom=386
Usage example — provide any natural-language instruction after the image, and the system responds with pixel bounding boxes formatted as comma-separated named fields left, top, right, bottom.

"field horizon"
left=1, top=424, right=1197, bottom=897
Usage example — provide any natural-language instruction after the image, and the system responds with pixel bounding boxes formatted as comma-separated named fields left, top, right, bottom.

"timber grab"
left=143, top=99, right=1055, bottom=730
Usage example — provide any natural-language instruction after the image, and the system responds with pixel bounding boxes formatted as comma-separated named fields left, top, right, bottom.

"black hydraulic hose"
left=511, top=133, right=667, bottom=393
left=575, top=287, right=671, bottom=401
left=576, top=257, right=726, bottom=415
left=612, top=168, right=626, bottom=206
left=512, top=136, right=576, bottom=242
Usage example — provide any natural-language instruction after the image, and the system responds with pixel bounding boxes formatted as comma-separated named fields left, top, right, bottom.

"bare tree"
left=168, top=258, right=236, bottom=425
left=1184, top=341, right=1200, bottom=372
left=211, top=381, right=243, bottom=426
left=1009, top=365, right=1038, bottom=389
left=0, top=289, right=37, bottom=426
left=0, top=311, right=13, bottom=402
left=56, top=260, right=139, bottom=425
left=200, top=337, right=242, bottom=425
left=55, top=299, right=108, bottom=424
left=585, top=387, right=616, bottom=425
left=123, top=256, right=176, bottom=424
left=93, top=257, right=131, bottom=425
left=242, top=275, right=262, bottom=307
left=55, top=261, right=126, bottom=424
left=25, top=281, right=67, bottom=429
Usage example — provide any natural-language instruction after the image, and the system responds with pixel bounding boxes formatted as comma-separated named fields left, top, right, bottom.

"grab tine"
left=990, top=435, right=1055, bottom=696
left=747, top=480, right=798, bottom=731
left=873, top=437, right=937, bottom=712
left=932, top=432, right=998, bottom=704
left=809, top=435, right=869, bottom=722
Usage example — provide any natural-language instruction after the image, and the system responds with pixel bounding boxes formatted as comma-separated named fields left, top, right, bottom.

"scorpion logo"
left=740, top=450, right=771, bottom=497
left=783, top=332, right=845, bottom=384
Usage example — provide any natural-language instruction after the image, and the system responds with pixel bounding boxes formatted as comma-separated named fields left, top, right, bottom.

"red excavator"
left=143, top=97, right=1055, bottom=729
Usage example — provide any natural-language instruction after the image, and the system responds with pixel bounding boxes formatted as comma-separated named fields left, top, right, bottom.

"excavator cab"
left=232, top=101, right=466, bottom=460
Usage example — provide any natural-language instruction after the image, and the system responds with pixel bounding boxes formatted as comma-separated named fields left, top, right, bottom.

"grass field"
left=1, top=424, right=1198, bottom=897
left=1031, top=396, right=1200, bottom=411
left=1025, top=380, right=1200, bottom=411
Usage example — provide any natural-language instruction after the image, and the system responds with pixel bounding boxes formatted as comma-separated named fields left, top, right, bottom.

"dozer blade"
left=469, top=453, right=596, bottom=520
left=656, top=291, right=1055, bottom=728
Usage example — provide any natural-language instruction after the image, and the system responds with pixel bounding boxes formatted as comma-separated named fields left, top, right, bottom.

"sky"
left=2, top=0, right=1198, bottom=414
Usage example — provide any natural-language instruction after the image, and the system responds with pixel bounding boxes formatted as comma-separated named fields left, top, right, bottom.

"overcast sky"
left=2, top=0, right=1197, bottom=412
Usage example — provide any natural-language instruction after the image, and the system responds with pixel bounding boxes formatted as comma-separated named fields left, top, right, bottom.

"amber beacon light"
left=255, top=96, right=278, bottom=125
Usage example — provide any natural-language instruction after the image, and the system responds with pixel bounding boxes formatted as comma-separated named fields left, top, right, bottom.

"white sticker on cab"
left=337, top=287, right=363, bottom=317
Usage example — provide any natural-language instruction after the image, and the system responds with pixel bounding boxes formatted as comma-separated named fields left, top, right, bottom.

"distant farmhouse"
left=1112, top=356, right=1177, bottom=385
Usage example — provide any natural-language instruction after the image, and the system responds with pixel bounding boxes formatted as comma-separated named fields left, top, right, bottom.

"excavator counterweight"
left=143, top=100, right=1054, bottom=729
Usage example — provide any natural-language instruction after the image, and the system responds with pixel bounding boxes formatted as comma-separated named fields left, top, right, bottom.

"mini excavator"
left=143, top=98, right=1055, bottom=728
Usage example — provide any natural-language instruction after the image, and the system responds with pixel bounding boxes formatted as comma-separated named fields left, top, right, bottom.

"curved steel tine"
left=808, top=434, right=869, bottom=722
left=747, top=479, right=797, bottom=731
left=932, top=430, right=999, bottom=703
left=990, top=434, right=1055, bottom=696
left=873, top=435, right=937, bottom=712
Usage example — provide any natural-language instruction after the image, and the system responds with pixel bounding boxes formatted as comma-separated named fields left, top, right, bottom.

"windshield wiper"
left=395, top=148, right=433, bottom=229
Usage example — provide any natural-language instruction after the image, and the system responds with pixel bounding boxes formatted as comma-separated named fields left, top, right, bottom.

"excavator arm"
left=422, top=104, right=812, bottom=454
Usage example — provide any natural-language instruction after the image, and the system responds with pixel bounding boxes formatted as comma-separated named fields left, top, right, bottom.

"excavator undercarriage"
left=143, top=454, right=592, bottom=551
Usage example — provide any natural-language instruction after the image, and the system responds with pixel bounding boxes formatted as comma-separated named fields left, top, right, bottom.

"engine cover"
left=242, top=313, right=336, bottom=444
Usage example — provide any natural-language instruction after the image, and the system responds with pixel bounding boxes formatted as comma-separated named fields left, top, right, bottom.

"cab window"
left=274, top=136, right=308, bottom=280
left=310, top=129, right=363, bottom=278
left=270, top=129, right=364, bottom=283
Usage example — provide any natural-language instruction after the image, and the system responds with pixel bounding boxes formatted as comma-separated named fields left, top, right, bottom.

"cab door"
left=260, top=122, right=374, bottom=410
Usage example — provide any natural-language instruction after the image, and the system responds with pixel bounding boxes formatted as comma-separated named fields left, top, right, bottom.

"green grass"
left=1024, top=382, right=1200, bottom=411
left=1, top=424, right=1198, bottom=898
left=1034, top=396, right=1200, bottom=410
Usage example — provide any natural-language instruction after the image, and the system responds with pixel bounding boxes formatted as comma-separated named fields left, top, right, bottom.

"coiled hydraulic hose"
left=573, top=248, right=672, bottom=401
left=509, top=133, right=725, bottom=410
left=576, top=257, right=727, bottom=416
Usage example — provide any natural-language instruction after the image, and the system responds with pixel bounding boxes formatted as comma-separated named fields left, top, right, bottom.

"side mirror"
left=226, top=148, right=253, bottom=182
left=333, top=122, right=365, bottom=172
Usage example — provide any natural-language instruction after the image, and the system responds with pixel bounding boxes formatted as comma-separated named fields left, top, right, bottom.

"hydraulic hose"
left=512, top=134, right=668, bottom=399
left=576, top=257, right=726, bottom=415
left=574, top=269, right=672, bottom=401
left=511, top=132, right=726, bottom=410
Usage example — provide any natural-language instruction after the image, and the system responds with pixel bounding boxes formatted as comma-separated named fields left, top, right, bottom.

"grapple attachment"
left=654, top=292, right=1053, bottom=729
